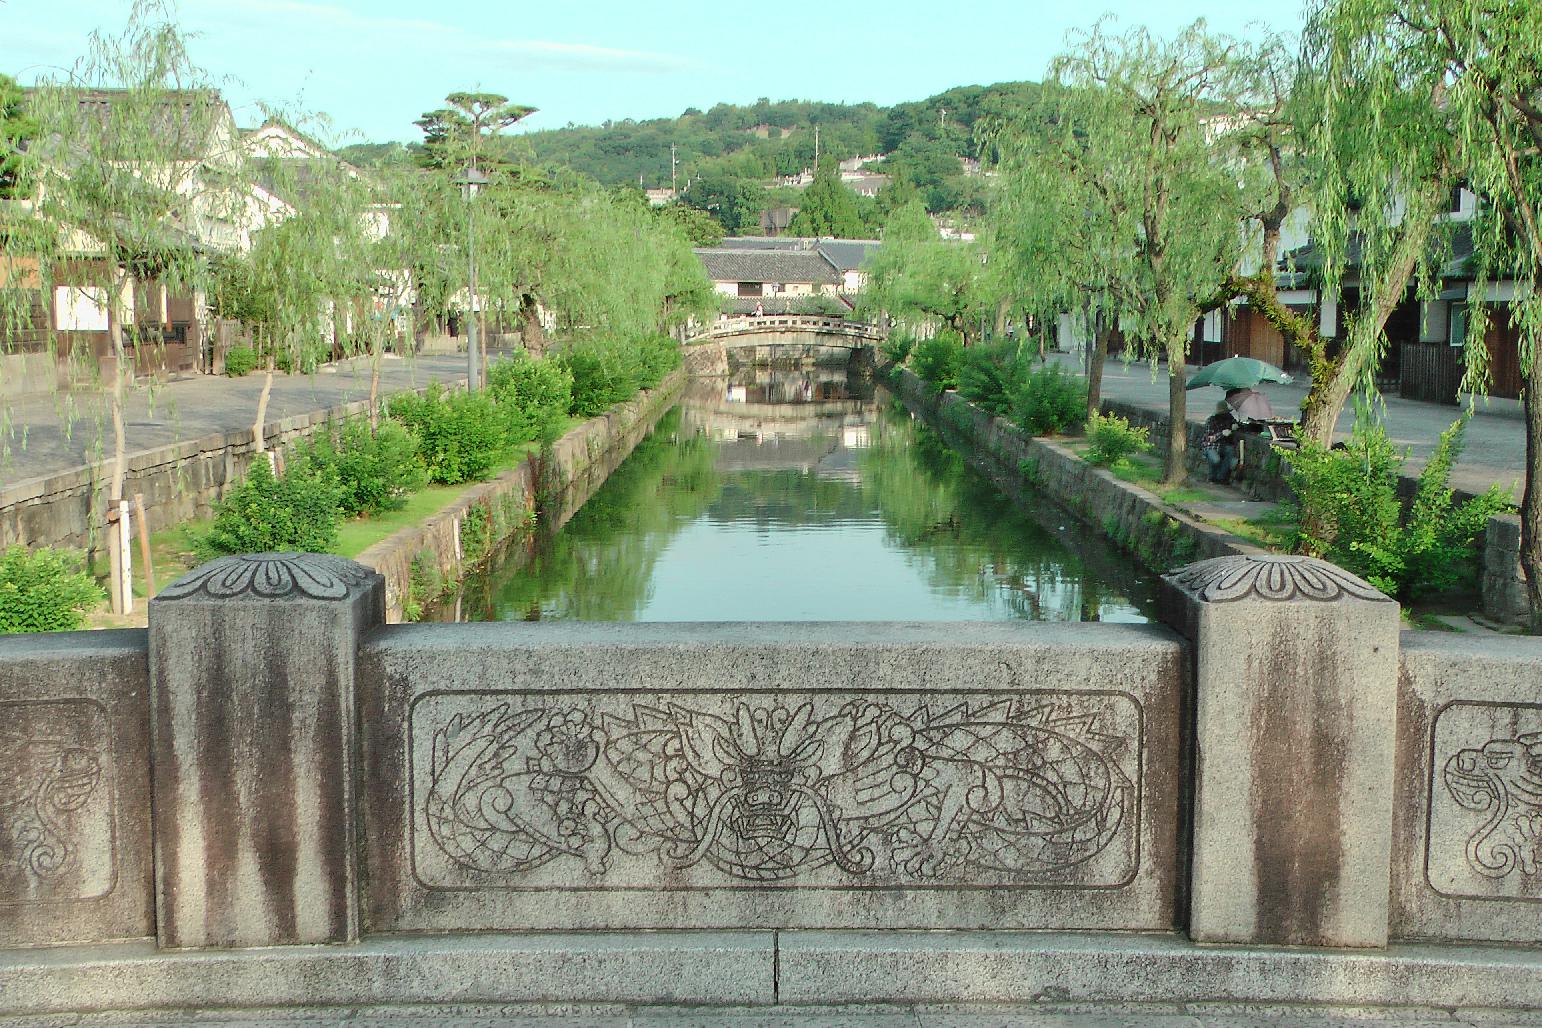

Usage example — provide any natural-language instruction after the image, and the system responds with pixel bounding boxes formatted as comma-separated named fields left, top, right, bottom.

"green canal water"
left=442, top=370, right=1159, bottom=623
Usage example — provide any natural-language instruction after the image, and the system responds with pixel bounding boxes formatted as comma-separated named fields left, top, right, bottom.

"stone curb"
left=7, top=931, right=1542, bottom=1017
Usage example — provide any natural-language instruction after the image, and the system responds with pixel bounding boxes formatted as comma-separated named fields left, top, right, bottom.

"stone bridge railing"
left=687, top=314, right=886, bottom=345
left=4, top=551, right=1542, bottom=1016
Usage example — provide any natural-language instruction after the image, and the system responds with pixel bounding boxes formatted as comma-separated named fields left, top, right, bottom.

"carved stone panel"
left=0, top=699, right=116, bottom=906
left=410, top=689, right=1141, bottom=892
left=1427, top=701, right=1542, bottom=902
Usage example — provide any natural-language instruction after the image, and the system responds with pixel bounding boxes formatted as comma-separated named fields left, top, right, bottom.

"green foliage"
left=291, top=419, right=428, bottom=518
left=881, top=333, right=916, bottom=364
left=199, top=459, right=342, bottom=558
left=223, top=346, right=257, bottom=377
left=956, top=340, right=1021, bottom=416
left=388, top=385, right=506, bottom=485
left=0, top=73, right=37, bottom=200
left=487, top=351, right=574, bottom=445
left=1011, top=361, right=1088, bottom=436
left=788, top=158, right=873, bottom=237
left=0, top=546, right=103, bottom=634
left=1086, top=412, right=1152, bottom=467
left=558, top=334, right=680, bottom=417
left=1286, top=419, right=1511, bottom=599
left=909, top=332, right=964, bottom=391
left=860, top=200, right=993, bottom=342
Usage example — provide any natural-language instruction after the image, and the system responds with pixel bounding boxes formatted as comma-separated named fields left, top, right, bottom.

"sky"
left=4, top=0, right=1307, bottom=145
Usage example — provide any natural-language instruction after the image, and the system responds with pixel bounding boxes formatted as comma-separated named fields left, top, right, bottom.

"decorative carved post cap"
left=1164, top=554, right=1393, bottom=604
left=156, top=552, right=380, bottom=603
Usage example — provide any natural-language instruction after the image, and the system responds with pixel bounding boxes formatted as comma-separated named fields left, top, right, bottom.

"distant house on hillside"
left=841, top=171, right=890, bottom=197
left=644, top=188, right=676, bottom=206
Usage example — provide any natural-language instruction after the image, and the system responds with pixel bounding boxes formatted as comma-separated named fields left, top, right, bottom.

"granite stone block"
left=0, top=630, right=153, bottom=947
left=358, top=621, right=1186, bottom=932
left=1162, top=555, right=1401, bottom=948
left=1392, top=632, right=1542, bottom=943
left=148, top=553, right=384, bottom=949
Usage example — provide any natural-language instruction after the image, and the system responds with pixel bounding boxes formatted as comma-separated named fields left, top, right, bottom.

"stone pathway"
left=9, top=1004, right=1542, bottom=1026
left=1050, top=352, right=1527, bottom=500
left=0, top=355, right=469, bottom=491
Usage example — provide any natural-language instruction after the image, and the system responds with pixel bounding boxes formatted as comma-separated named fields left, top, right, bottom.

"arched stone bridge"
left=684, top=315, right=886, bottom=375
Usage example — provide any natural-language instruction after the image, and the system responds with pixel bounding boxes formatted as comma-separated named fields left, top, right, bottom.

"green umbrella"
left=1185, top=357, right=1292, bottom=391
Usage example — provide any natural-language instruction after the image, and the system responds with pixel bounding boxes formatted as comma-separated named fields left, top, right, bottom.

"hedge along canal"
left=884, top=366, right=1264, bottom=576
left=357, top=367, right=687, bottom=622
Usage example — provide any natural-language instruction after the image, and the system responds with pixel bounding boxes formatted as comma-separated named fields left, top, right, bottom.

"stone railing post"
left=1161, top=555, right=1400, bottom=948
left=148, top=553, right=384, bottom=949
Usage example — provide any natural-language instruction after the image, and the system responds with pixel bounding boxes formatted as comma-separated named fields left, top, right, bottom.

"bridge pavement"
left=1048, top=351, right=1528, bottom=501
left=5, top=1003, right=1531, bottom=1025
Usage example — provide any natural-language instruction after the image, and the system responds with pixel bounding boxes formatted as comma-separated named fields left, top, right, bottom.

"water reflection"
left=447, top=370, right=1158, bottom=623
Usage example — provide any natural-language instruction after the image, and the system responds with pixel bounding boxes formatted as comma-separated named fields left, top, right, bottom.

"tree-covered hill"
left=337, top=82, right=1039, bottom=220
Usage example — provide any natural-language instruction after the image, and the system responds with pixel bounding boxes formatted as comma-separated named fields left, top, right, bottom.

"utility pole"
left=813, top=125, right=820, bottom=171
left=939, top=106, right=947, bottom=131
left=671, top=144, right=678, bottom=194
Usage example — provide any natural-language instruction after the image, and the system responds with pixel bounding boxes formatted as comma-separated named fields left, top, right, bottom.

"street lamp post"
left=455, top=163, right=491, bottom=389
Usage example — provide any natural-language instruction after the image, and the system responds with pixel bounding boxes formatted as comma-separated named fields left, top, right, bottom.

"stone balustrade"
left=3, top=550, right=1542, bottom=1016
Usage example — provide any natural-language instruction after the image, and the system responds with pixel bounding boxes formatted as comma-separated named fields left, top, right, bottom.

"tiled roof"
left=815, top=240, right=881, bottom=271
left=695, top=248, right=841, bottom=285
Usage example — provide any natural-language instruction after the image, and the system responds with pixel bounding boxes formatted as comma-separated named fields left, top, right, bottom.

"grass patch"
left=1404, top=608, right=1462, bottom=632
left=1158, top=487, right=1212, bottom=505
left=1107, top=456, right=1163, bottom=485
left=1208, top=505, right=1297, bottom=550
left=333, top=435, right=556, bottom=559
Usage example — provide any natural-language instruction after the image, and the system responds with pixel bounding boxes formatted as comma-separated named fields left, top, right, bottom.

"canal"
left=436, top=369, right=1159, bottom=623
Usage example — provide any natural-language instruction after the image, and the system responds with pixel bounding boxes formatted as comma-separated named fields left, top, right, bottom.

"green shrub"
left=487, top=351, right=574, bottom=446
left=957, top=340, right=1021, bottom=417
left=1012, top=362, right=1088, bottom=436
left=223, top=346, right=258, bottom=377
left=881, top=333, right=915, bottom=365
left=388, top=385, right=505, bottom=485
left=558, top=336, right=646, bottom=417
left=0, top=545, right=103, bottom=633
left=199, top=459, right=342, bottom=558
left=633, top=333, right=682, bottom=391
left=1086, top=412, right=1152, bottom=467
left=1287, top=418, right=1510, bottom=599
left=291, top=418, right=428, bottom=518
left=910, top=331, right=964, bottom=391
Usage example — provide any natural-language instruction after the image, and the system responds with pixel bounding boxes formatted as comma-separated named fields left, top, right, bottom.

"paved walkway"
left=0, top=355, right=469, bottom=491
left=1050, top=353, right=1528, bottom=500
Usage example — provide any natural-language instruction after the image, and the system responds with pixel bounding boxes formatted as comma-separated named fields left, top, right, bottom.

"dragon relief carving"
left=1443, top=731, right=1542, bottom=880
left=422, top=697, right=1135, bottom=885
left=0, top=725, right=103, bottom=886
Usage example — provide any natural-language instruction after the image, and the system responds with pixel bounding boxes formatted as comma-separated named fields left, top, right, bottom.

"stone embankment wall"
left=7, top=549, right=1542, bottom=1015
left=0, top=391, right=422, bottom=563
left=357, top=367, right=686, bottom=622
left=888, top=368, right=1263, bottom=571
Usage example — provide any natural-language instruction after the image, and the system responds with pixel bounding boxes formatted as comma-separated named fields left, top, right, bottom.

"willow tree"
left=1045, top=22, right=1261, bottom=482
left=1287, top=8, right=1459, bottom=445
left=992, top=80, right=1136, bottom=419
left=466, top=170, right=713, bottom=351
left=1307, top=0, right=1542, bottom=623
left=209, top=157, right=371, bottom=454
left=11, top=1, right=249, bottom=611
left=860, top=199, right=993, bottom=344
